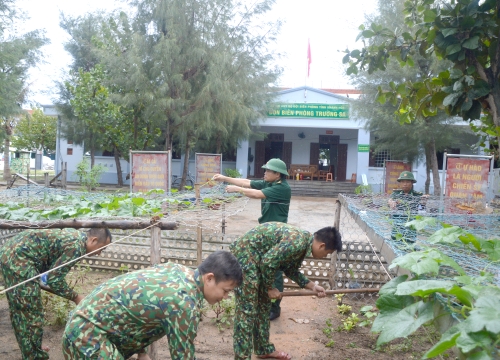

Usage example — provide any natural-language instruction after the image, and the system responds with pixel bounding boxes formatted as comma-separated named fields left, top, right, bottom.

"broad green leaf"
left=443, top=93, right=460, bottom=107
left=462, top=36, right=479, bottom=49
left=395, top=279, right=456, bottom=297
left=378, top=275, right=409, bottom=297
left=389, top=252, right=440, bottom=275
left=457, top=233, right=481, bottom=250
left=428, top=226, right=465, bottom=244
left=372, top=292, right=415, bottom=333
left=423, top=9, right=436, bottom=22
left=361, top=30, right=375, bottom=38
left=456, top=331, right=495, bottom=355
left=446, top=43, right=462, bottom=55
left=423, top=326, right=460, bottom=358
left=376, top=300, right=434, bottom=346
left=406, top=216, right=436, bottom=231
left=131, top=197, right=146, bottom=206
left=467, top=291, right=500, bottom=333
left=441, top=28, right=458, bottom=37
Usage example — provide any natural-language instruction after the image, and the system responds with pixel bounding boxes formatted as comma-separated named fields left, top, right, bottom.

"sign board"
left=195, top=153, right=222, bottom=185
left=384, top=161, right=412, bottom=194
left=445, top=158, right=489, bottom=200
left=358, top=144, right=370, bottom=152
left=267, top=103, right=349, bottom=119
left=130, top=151, right=170, bottom=193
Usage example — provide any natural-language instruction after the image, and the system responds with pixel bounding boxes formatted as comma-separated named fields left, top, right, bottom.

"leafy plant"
left=408, top=217, right=500, bottom=261
left=42, top=264, right=91, bottom=325
left=224, top=168, right=242, bottom=178
left=322, top=318, right=335, bottom=347
left=339, top=313, right=360, bottom=332
left=372, top=247, right=500, bottom=359
left=334, top=293, right=345, bottom=305
left=201, top=293, right=236, bottom=332
left=359, top=305, right=378, bottom=327
left=355, top=184, right=372, bottom=195
left=337, top=304, right=352, bottom=315
left=73, top=159, right=105, bottom=192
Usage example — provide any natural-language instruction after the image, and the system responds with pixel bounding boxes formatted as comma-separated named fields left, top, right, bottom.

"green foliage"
left=408, top=217, right=500, bottom=261
left=12, top=109, right=57, bottom=153
left=359, top=305, right=378, bottom=327
left=344, top=0, right=500, bottom=153
left=373, top=247, right=500, bottom=358
left=73, top=159, right=105, bottom=192
left=42, top=264, right=91, bottom=326
left=201, top=293, right=236, bottom=332
left=322, top=318, right=335, bottom=347
left=224, top=168, right=242, bottom=178
left=354, top=184, right=373, bottom=195
left=339, top=313, right=360, bottom=332
left=337, top=304, right=352, bottom=315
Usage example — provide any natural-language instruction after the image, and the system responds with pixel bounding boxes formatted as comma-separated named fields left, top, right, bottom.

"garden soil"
left=0, top=196, right=441, bottom=359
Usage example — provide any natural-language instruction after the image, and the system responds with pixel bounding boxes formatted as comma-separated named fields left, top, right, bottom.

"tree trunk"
left=180, top=134, right=192, bottom=189
left=3, top=122, right=13, bottom=181
left=114, top=145, right=123, bottom=186
left=216, top=132, right=222, bottom=154
left=424, top=144, right=431, bottom=194
left=89, top=130, right=95, bottom=168
left=165, top=114, right=172, bottom=151
left=428, top=138, right=441, bottom=196
left=3, top=137, right=11, bottom=181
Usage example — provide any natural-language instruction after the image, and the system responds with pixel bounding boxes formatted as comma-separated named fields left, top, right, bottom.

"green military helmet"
left=397, top=171, right=416, bottom=183
left=261, top=158, right=289, bottom=176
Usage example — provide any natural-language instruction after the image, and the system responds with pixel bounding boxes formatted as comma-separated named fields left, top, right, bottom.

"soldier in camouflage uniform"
left=62, top=250, right=243, bottom=360
left=229, top=222, right=342, bottom=360
left=0, top=228, right=112, bottom=360
left=213, top=158, right=291, bottom=321
left=389, top=171, right=427, bottom=243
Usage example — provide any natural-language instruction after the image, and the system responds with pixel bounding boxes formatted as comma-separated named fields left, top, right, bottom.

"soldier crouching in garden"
left=0, top=228, right=112, bottom=360
left=62, top=250, right=243, bottom=360
left=229, top=222, right=342, bottom=360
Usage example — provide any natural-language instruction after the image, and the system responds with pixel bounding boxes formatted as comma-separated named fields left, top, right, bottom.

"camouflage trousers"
left=270, top=270, right=283, bottom=312
left=62, top=315, right=147, bottom=360
left=0, top=262, right=48, bottom=360
left=233, top=259, right=275, bottom=359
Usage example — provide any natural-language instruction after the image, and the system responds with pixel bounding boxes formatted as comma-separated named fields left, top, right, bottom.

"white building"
left=44, top=86, right=487, bottom=194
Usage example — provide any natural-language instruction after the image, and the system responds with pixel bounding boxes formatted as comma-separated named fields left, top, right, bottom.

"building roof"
left=274, top=86, right=360, bottom=100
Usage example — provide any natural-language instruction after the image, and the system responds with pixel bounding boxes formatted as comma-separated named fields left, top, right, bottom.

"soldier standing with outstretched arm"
left=212, top=158, right=291, bottom=321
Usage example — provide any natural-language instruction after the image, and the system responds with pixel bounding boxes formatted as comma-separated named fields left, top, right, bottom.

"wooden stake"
left=147, top=225, right=161, bottom=359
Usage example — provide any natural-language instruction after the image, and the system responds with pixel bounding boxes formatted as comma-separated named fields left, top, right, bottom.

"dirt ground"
left=0, top=196, right=444, bottom=359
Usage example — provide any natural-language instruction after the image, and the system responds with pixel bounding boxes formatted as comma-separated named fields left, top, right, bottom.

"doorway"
left=254, top=133, right=291, bottom=178
left=310, top=135, right=347, bottom=181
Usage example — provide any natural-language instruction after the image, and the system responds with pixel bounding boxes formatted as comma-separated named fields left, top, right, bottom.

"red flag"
left=307, top=39, right=312, bottom=77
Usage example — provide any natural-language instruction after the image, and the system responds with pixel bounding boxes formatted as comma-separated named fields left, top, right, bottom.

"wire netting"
left=0, top=184, right=249, bottom=232
left=339, top=193, right=500, bottom=287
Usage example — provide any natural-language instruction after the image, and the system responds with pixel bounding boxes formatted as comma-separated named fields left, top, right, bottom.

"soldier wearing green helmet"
left=389, top=170, right=427, bottom=244
left=212, top=158, right=291, bottom=320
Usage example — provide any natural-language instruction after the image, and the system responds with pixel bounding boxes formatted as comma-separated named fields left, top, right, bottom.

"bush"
left=224, top=168, right=241, bottom=178
left=73, top=159, right=105, bottom=191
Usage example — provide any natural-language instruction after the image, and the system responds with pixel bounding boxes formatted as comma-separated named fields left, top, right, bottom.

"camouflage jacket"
left=390, top=189, right=424, bottom=212
left=230, top=222, right=311, bottom=289
left=0, top=228, right=86, bottom=300
left=65, top=263, right=204, bottom=359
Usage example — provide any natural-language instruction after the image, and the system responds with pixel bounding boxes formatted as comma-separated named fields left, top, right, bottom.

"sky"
left=18, top=0, right=378, bottom=105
